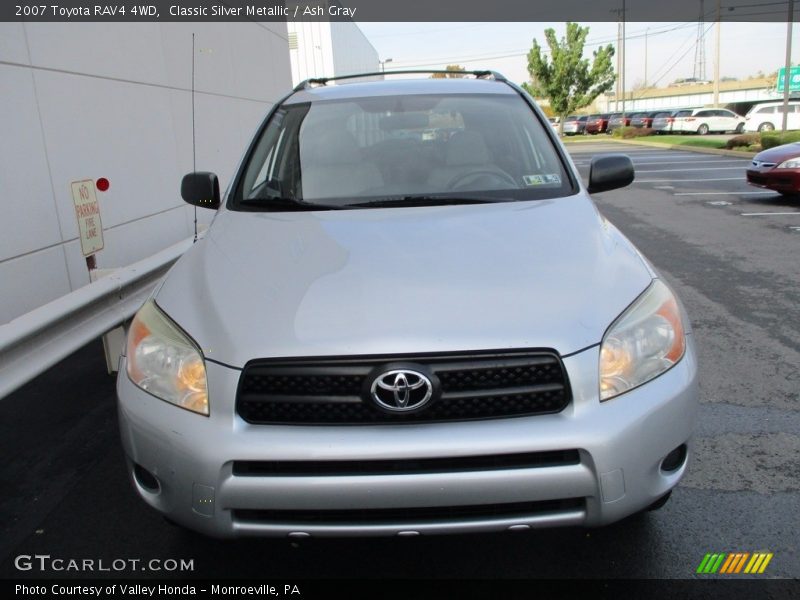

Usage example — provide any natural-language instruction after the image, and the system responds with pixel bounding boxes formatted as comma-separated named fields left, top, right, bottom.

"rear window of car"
left=653, top=113, right=671, bottom=119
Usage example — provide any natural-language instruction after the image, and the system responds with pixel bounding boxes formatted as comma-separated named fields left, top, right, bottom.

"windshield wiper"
left=239, top=196, right=347, bottom=211
left=347, top=195, right=509, bottom=208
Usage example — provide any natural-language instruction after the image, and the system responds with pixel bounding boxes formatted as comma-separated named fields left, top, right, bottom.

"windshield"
left=232, top=92, right=574, bottom=210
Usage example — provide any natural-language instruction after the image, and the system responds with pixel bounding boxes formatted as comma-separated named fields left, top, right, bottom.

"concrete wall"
left=0, top=23, right=292, bottom=323
left=288, top=21, right=378, bottom=86
left=599, top=87, right=791, bottom=113
left=330, top=21, right=379, bottom=79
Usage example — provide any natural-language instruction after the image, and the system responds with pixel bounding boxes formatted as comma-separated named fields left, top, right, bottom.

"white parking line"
left=634, top=177, right=744, bottom=183
left=629, top=160, right=750, bottom=165
left=674, top=191, right=774, bottom=196
left=571, top=153, right=711, bottom=159
left=741, top=211, right=800, bottom=216
left=636, top=167, right=747, bottom=173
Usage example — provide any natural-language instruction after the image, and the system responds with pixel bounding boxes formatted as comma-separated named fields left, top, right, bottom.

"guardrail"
left=0, top=237, right=194, bottom=400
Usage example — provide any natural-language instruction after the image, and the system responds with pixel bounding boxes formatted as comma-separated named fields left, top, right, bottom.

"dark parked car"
left=746, top=142, right=800, bottom=196
left=651, top=109, right=696, bottom=134
left=562, top=115, right=588, bottom=135
left=607, top=113, right=638, bottom=134
left=630, top=111, right=662, bottom=128
left=585, top=113, right=611, bottom=134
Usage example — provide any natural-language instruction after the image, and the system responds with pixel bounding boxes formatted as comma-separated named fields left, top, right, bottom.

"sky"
left=357, top=22, right=796, bottom=89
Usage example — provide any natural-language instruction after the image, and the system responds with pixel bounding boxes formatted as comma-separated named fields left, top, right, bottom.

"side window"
left=242, top=112, right=287, bottom=198
left=758, top=106, right=776, bottom=114
left=239, top=105, right=308, bottom=201
left=695, top=110, right=711, bottom=117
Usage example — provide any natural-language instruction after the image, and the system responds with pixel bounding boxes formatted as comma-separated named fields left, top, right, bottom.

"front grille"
left=233, top=498, right=585, bottom=525
left=232, top=449, right=580, bottom=476
left=237, top=350, right=570, bottom=424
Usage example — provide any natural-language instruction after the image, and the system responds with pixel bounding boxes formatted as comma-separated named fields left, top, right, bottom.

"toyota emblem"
left=370, top=369, right=434, bottom=413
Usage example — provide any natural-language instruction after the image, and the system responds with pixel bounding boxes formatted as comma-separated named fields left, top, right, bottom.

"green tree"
left=431, top=65, right=467, bottom=79
left=526, top=23, right=616, bottom=135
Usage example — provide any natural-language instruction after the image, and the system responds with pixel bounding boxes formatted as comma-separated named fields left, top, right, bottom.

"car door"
left=712, top=109, right=732, bottom=132
left=691, top=109, right=714, bottom=133
left=788, top=104, right=800, bottom=130
left=673, top=109, right=694, bottom=132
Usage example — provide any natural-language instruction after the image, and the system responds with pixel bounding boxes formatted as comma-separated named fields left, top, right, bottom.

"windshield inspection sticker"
left=523, top=174, right=561, bottom=186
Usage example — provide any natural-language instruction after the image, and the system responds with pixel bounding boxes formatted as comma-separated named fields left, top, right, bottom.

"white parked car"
left=744, top=101, right=800, bottom=133
left=651, top=109, right=697, bottom=134
left=671, top=108, right=745, bottom=135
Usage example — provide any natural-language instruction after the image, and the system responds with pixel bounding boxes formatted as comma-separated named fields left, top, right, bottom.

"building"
left=0, top=23, right=292, bottom=323
left=597, top=78, right=794, bottom=114
left=287, top=20, right=379, bottom=85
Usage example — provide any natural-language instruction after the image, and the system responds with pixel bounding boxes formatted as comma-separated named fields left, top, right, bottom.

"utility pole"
left=713, top=0, right=721, bottom=107
left=644, top=27, right=648, bottom=89
left=612, top=3, right=625, bottom=114
left=616, top=21, right=622, bottom=111
left=622, top=0, right=626, bottom=120
left=694, top=0, right=707, bottom=80
left=782, top=0, right=794, bottom=132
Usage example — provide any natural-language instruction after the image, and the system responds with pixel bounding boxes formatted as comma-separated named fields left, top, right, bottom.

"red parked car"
left=746, top=142, right=800, bottom=197
left=585, top=113, right=611, bottom=134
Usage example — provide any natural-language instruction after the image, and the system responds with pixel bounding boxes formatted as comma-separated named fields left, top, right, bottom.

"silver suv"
left=117, top=71, right=698, bottom=538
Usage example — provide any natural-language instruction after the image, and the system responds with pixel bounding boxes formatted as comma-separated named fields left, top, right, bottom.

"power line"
left=631, top=22, right=716, bottom=100
left=388, top=21, right=702, bottom=69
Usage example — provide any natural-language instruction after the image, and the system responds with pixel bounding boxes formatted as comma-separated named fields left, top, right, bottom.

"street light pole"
left=380, top=57, right=393, bottom=73
left=644, top=27, right=648, bottom=89
left=782, top=1, right=794, bottom=132
left=622, top=0, right=626, bottom=120
left=713, top=0, right=721, bottom=107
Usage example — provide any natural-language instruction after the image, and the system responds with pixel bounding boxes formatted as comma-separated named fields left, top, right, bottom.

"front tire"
left=759, top=122, right=775, bottom=132
left=697, top=124, right=710, bottom=135
left=735, top=123, right=745, bottom=134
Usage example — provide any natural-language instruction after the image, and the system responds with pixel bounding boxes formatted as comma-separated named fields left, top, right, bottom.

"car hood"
left=155, top=196, right=653, bottom=367
left=753, top=142, right=800, bottom=164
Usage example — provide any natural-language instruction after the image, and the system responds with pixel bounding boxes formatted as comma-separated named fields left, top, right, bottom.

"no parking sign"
left=70, top=179, right=105, bottom=257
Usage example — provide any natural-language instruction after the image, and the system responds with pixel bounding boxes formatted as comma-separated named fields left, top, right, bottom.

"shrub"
left=760, top=130, right=800, bottom=149
left=725, top=133, right=759, bottom=149
left=611, top=126, right=656, bottom=138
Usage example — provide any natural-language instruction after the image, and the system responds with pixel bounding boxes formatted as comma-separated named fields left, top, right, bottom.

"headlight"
left=125, top=300, right=209, bottom=415
left=776, top=158, right=800, bottom=169
left=599, top=280, right=686, bottom=401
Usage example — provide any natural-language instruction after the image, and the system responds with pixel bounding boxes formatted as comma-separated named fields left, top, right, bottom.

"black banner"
left=4, top=0, right=800, bottom=23
left=5, top=579, right=800, bottom=600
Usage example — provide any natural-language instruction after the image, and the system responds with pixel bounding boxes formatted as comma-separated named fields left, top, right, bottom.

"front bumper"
left=117, top=338, right=699, bottom=538
left=746, top=167, right=800, bottom=193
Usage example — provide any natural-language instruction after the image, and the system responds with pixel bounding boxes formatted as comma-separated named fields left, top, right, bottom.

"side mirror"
left=181, top=172, right=220, bottom=209
left=587, top=154, right=634, bottom=194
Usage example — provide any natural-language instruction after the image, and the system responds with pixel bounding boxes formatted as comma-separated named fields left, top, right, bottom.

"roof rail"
left=293, top=70, right=507, bottom=92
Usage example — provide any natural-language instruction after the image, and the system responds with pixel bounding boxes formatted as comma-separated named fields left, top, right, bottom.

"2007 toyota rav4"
left=117, top=71, right=698, bottom=538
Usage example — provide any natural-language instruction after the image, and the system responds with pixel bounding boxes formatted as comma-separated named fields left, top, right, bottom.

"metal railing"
left=0, top=237, right=194, bottom=400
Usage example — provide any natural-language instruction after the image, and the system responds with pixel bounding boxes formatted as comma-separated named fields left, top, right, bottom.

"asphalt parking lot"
left=1, top=141, right=798, bottom=581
